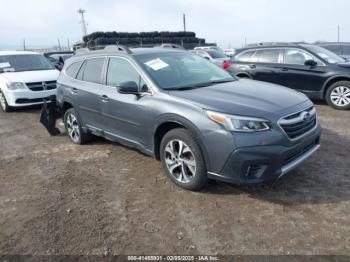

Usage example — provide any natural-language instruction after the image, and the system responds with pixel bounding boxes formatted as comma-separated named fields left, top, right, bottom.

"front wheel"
left=326, top=81, right=350, bottom=110
left=160, top=128, right=207, bottom=191
left=0, top=91, right=11, bottom=112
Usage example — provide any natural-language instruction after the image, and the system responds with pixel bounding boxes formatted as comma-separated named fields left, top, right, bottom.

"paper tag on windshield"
left=144, top=58, right=169, bottom=71
left=0, top=62, right=11, bottom=68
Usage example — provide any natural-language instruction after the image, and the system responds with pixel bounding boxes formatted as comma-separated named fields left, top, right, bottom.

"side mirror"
left=55, top=63, right=63, bottom=71
left=117, top=81, right=139, bottom=95
left=305, top=59, right=317, bottom=67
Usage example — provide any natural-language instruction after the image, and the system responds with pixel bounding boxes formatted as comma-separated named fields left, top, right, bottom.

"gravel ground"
left=0, top=103, right=349, bottom=256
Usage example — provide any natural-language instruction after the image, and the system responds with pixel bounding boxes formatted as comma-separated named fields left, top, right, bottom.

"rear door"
left=99, top=57, right=152, bottom=147
left=74, top=57, right=106, bottom=129
left=232, top=49, right=281, bottom=84
left=247, top=48, right=282, bottom=84
left=277, top=48, right=327, bottom=92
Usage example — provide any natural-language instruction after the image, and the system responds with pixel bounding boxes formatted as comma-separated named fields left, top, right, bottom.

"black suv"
left=227, top=43, right=350, bottom=110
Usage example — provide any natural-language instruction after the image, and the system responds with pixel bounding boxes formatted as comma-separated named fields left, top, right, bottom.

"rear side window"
left=235, top=50, right=255, bottom=62
left=252, top=49, right=280, bottom=63
left=79, top=58, right=105, bottom=84
left=65, top=61, right=82, bottom=78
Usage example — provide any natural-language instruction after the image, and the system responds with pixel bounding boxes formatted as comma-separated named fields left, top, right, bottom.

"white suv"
left=0, top=51, right=60, bottom=112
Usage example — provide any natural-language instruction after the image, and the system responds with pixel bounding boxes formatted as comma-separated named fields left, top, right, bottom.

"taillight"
left=223, top=61, right=231, bottom=69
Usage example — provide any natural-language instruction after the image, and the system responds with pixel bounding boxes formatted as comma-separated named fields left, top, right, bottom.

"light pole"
left=78, top=9, right=88, bottom=36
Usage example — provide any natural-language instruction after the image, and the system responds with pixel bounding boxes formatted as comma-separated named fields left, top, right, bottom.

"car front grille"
left=26, top=81, right=57, bottom=91
left=279, top=106, right=317, bottom=140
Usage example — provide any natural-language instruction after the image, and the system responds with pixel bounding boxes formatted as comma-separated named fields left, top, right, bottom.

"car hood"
left=1, top=69, right=59, bottom=83
left=168, top=79, right=310, bottom=118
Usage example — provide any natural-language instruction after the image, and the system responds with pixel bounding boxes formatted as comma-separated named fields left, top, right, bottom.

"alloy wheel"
left=330, top=86, right=350, bottom=107
left=66, top=113, right=80, bottom=143
left=164, top=139, right=196, bottom=184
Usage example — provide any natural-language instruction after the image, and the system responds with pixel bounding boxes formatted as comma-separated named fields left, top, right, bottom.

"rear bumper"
left=5, top=89, right=57, bottom=107
left=208, top=129, right=321, bottom=184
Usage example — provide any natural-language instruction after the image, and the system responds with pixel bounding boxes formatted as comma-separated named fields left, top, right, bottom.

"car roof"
left=236, top=43, right=315, bottom=53
left=0, top=50, right=40, bottom=56
left=75, top=47, right=186, bottom=58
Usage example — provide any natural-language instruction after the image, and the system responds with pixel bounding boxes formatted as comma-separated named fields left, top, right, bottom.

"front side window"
left=235, top=50, right=256, bottom=62
left=301, top=45, right=345, bottom=64
left=0, top=54, right=54, bottom=72
left=283, top=49, right=319, bottom=65
left=321, top=45, right=342, bottom=55
left=342, top=45, right=350, bottom=55
left=106, top=57, right=149, bottom=92
left=135, top=52, right=234, bottom=90
left=252, top=49, right=280, bottom=63
left=81, top=58, right=105, bottom=84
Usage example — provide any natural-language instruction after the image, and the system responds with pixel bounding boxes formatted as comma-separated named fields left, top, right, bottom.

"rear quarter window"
left=235, top=50, right=255, bottom=62
left=65, top=61, right=83, bottom=78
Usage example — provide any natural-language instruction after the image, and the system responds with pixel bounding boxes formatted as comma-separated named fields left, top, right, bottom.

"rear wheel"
left=64, top=108, right=91, bottom=144
left=0, top=91, right=11, bottom=112
left=326, top=81, right=350, bottom=110
left=160, top=128, right=207, bottom=191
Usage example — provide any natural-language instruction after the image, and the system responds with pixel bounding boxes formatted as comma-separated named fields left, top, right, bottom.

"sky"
left=0, top=0, right=349, bottom=50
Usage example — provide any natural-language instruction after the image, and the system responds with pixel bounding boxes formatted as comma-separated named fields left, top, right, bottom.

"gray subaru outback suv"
left=56, top=46, right=321, bottom=191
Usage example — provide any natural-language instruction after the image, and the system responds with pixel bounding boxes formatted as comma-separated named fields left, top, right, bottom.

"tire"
left=160, top=128, right=207, bottom=191
left=64, top=108, right=91, bottom=144
left=325, top=81, right=350, bottom=110
left=0, top=90, right=11, bottom=112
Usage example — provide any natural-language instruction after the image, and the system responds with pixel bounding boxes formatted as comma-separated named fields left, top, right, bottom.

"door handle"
left=70, top=88, right=78, bottom=95
left=281, top=68, right=289, bottom=72
left=101, top=95, right=110, bottom=102
left=249, top=64, right=256, bottom=69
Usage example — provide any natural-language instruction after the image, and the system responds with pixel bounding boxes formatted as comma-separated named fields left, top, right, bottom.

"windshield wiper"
left=166, top=79, right=234, bottom=91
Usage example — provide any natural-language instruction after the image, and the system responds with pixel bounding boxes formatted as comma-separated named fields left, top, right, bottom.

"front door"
left=277, top=48, right=327, bottom=93
left=100, top=57, right=152, bottom=148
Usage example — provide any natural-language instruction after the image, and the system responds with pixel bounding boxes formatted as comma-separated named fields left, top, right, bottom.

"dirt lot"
left=0, top=103, right=349, bottom=256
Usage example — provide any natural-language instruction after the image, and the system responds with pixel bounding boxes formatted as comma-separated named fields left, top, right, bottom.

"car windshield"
left=0, top=54, right=54, bottom=72
left=303, top=45, right=346, bottom=64
left=207, top=50, right=228, bottom=59
left=135, top=52, right=234, bottom=90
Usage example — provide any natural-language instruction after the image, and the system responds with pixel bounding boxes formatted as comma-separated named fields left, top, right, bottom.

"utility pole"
left=338, top=25, right=340, bottom=42
left=57, top=38, right=62, bottom=50
left=78, top=9, right=88, bottom=36
left=23, top=39, right=26, bottom=50
left=183, top=13, right=186, bottom=32
left=67, top=39, right=70, bottom=50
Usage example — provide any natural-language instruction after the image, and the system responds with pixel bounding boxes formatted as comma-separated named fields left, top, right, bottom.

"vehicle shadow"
left=202, top=127, right=350, bottom=206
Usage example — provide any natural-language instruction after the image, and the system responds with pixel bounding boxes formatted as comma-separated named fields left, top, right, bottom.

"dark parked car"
left=56, top=46, right=321, bottom=191
left=317, top=42, right=350, bottom=61
left=191, top=49, right=231, bottom=68
left=227, top=43, right=350, bottom=110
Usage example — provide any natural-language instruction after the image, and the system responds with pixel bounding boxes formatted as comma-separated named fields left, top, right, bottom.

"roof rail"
left=74, top=45, right=133, bottom=56
left=74, top=48, right=90, bottom=55
left=245, top=42, right=307, bottom=48
left=104, top=45, right=133, bottom=54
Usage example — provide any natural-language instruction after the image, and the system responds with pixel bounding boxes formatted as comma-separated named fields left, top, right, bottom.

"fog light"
left=245, top=164, right=267, bottom=179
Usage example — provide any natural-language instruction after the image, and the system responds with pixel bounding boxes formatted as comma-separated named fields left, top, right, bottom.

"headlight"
left=206, top=110, right=270, bottom=132
left=7, top=82, right=26, bottom=90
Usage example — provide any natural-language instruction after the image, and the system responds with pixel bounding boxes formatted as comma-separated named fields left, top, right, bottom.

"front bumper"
left=207, top=129, right=321, bottom=184
left=5, top=89, right=57, bottom=107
